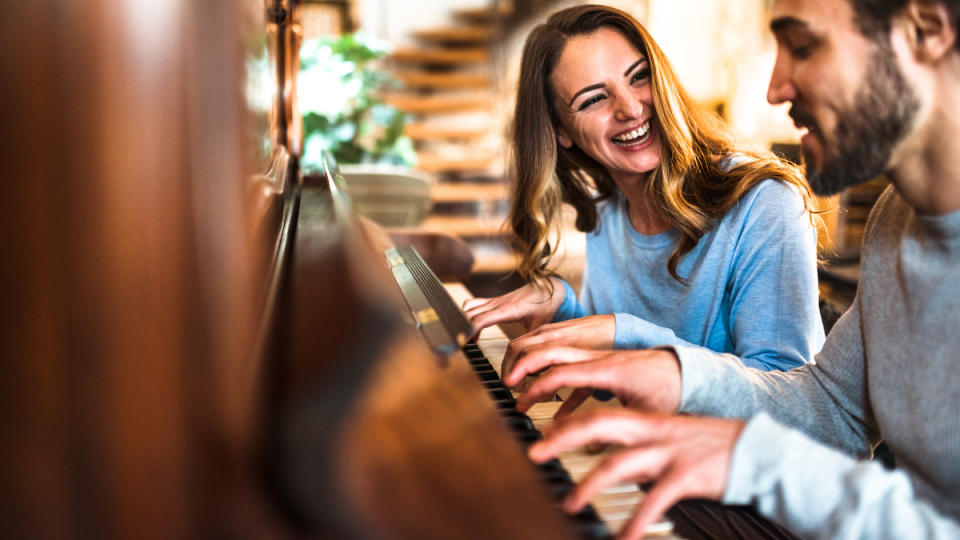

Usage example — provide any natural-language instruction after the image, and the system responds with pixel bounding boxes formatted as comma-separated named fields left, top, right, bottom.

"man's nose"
left=767, top=53, right=797, bottom=105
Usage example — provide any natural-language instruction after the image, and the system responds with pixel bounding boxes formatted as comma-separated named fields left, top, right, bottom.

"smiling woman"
left=463, top=4, right=826, bottom=382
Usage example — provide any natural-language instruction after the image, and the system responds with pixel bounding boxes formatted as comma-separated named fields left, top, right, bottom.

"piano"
left=1, top=1, right=675, bottom=538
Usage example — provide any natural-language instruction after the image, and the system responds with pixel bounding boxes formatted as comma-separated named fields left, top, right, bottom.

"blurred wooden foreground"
left=0, top=1, right=286, bottom=536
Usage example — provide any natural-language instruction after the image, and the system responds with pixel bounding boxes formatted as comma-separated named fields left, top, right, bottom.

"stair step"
left=393, top=69, right=491, bottom=89
left=431, top=182, right=508, bottom=203
left=405, top=122, right=489, bottom=141
left=421, top=214, right=506, bottom=237
left=389, top=46, right=491, bottom=65
left=382, top=92, right=491, bottom=114
left=412, top=25, right=493, bottom=44
left=417, top=152, right=498, bottom=173
left=470, top=250, right=518, bottom=274
left=452, top=4, right=514, bottom=23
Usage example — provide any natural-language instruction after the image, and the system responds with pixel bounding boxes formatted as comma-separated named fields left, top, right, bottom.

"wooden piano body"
left=0, top=1, right=633, bottom=538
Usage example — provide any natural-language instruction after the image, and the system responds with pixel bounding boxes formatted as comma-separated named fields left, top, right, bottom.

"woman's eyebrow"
left=623, top=58, right=645, bottom=77
left=569, top=83, right=605, bottom=106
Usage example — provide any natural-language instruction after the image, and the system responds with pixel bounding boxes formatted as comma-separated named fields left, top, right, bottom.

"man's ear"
left=903, top=0, right=957, bottom=61
left=556, top=128, right=574, bottom=149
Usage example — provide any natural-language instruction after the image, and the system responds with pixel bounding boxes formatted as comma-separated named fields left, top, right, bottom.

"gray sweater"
left=674, top=186, right=960, bottom=538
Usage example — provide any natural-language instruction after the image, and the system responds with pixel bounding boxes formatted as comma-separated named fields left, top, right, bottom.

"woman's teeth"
left=612, top=122, right=651, bottom=146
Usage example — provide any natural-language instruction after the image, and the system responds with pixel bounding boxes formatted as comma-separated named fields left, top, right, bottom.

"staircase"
left=385, top=2, right=517, bottom=275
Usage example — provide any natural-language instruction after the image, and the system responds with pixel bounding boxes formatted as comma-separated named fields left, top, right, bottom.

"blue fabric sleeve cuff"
left=613, top=312, right=677, bottom=349
left=552, top=279, right=583, bottom=322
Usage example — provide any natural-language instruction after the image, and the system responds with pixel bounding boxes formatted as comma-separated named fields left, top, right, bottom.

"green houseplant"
left=298, top=33, right=416, bottom=171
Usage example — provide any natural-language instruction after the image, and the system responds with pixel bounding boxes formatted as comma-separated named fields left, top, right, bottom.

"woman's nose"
left=614, top=96, right=644, bottom=121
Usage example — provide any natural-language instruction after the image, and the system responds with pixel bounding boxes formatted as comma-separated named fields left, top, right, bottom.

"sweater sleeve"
left=724, top=413, right=960, bottom=539
left=723, top=181, right=824, bottom=370
left=552, top=279, right=585, bottom=322
left=676, top=291, right=878, bottom=456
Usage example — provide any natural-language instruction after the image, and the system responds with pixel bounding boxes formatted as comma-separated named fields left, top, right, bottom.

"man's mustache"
left=789, top=105, right=820, bottom=134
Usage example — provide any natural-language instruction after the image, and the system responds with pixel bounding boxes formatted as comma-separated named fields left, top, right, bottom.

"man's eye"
left=791, top=44, right=814, bottom=59
left=578, top=95, right=605, bottom=111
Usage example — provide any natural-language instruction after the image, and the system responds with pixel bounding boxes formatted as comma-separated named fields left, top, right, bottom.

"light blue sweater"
left=553, top=178, right=824, bottom=371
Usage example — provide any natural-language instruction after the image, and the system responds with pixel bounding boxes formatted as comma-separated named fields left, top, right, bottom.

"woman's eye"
left=578, top=95, right=605, bottom=111
left=631, top=67, right=650, bottom=84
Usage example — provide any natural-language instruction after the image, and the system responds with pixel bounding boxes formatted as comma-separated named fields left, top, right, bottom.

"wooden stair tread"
left=389, top=46, right=491, bottom=65
left=470, top=251, right=519, bottom=274
left=421, top=214, right=506, bottom=237
left=431, top=182, right=508, bottom=203
left=452, top=4, right=514, bottom=22
left=405, top=122, right=489, bottom=141
left=382, top=92, right=491, bottom=114
left=416, top=153, right=498, bottom=173
left=412, top=25, right=492, bottom=43
left=393, top=69, right=491, bottom=89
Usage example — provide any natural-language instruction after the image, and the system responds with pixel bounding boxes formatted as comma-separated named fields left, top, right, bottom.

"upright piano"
left=0, top=1, right=671, bottom=538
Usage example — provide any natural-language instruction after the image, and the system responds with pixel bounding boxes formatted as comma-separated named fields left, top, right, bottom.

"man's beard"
left=800, top=41, right=921, bottom=196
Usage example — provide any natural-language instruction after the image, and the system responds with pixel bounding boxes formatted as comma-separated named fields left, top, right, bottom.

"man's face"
left=768, top=0, right=920, bottom=196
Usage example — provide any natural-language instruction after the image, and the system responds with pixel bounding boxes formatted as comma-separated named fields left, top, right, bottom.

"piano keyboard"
left=445, top=284, right=677, bottom=539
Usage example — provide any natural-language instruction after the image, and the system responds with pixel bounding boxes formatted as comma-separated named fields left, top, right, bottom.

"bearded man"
left=506, top=0, right=960, bottom=538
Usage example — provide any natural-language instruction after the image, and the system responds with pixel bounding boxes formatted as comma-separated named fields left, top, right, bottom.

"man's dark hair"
left=848, top=0, right=960, bottom=50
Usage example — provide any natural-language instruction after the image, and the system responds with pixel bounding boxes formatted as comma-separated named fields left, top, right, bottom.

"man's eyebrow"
left=569, top=83, right=605, bottom=106
left=770, top=16, right=808, bottom=34
left=623, top=59, right=644, bottom=77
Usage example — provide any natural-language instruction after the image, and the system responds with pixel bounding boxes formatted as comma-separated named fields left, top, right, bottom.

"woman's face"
left=550, top=27, right=662, bottom=184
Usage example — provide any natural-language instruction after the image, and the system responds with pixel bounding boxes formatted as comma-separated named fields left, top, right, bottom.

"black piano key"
left=504, top=415, right=536, bottom=433
left=515, top=431, right=543, bottom=446
left=486, top=387, right=513, bottom=401
left=570, top=507, right=612, bottom=539
left=492, top=398, right=517, bottom=410
left=474, top=369, right=500, bottom=382
left=481, top=380, right=508, bottom=390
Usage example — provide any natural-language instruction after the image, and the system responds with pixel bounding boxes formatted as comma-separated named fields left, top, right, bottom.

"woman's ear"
left=556, top=128, right=574, bottom=149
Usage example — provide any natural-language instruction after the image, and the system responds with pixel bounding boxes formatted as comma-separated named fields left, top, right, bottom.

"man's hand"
left=528, top=410, right=745, bottom=540
left=506, top=347, right=683, bottom=416
left=499, top=315, right=615, bottom=389
left=462, top=279, right=566, bottom=338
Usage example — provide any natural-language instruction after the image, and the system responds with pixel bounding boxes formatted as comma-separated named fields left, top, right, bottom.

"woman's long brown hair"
left=510, top=4, right=815, bottom=285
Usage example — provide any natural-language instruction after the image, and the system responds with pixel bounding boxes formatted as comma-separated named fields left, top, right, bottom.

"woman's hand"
left=504, top=347, right=683, bottom=416
left=462, top=279, right=566, bottom=338
left=499, top=315, right=615, bottom=388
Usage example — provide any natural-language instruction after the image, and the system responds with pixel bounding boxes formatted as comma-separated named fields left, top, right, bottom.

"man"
left=505, top=0, right=960, bottom=538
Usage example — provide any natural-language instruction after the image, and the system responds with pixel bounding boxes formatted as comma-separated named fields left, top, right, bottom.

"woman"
left=464, top=5, right=825, bottom=382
